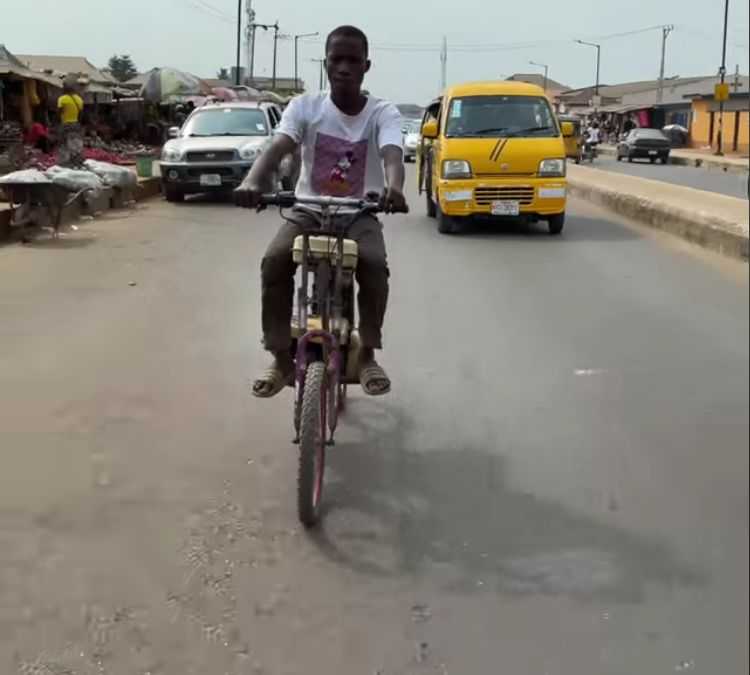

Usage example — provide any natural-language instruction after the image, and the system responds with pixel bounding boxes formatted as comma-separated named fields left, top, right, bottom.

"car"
left=160, top=101, right=289, bottom=202
left=402, top=119, right=421, bottom=162
left=418, top=81, right=573, bottom=235
left=616, top=128, right=671, bottom=164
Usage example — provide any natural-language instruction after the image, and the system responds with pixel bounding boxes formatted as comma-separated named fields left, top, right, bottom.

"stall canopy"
left=139, top=68, right=211, bottom=102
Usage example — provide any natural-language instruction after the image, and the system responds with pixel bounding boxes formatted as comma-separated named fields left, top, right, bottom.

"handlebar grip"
left=259, top=191, right=296, bottom=208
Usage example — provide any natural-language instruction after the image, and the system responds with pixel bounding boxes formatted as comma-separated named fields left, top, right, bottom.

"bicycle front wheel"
left=297, top=361, right=327, bottom=527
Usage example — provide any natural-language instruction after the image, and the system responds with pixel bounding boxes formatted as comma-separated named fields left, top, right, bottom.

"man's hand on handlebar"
left=234, top=180, right=265, bottom=209
left=381, top=186, right=409, bottom=214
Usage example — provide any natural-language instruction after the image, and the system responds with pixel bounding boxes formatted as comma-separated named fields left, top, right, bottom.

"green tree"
left=108, top=55, right=138, bottom=82
left=216, top=68, right=230, bottom=81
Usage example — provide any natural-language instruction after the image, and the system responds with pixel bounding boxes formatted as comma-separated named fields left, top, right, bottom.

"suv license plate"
left=200, top=174, right=222, bottom=187
left=491, top=200, right=520, bottom=216
left=648, top=150, right=658, bottom=156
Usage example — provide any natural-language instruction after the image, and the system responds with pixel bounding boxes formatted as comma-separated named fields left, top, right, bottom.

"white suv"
left=160, top=101, right=296, bottom=202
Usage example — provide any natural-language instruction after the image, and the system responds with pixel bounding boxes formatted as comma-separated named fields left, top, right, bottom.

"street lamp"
left=576, top=39, right=601, bottom=108
left=294, top=32, right=319, bottom=93
left=529, top=60, right=549, bottom=92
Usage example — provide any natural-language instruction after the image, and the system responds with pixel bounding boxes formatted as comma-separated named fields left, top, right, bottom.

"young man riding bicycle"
left=235, top=25, right=408, bottom=398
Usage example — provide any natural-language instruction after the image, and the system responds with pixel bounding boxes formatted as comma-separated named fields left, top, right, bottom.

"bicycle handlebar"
left=259, top=191, right=381, bottom=211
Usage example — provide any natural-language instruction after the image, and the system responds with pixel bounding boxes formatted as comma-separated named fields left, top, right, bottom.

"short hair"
left=325, top=25, right=369, bottom=57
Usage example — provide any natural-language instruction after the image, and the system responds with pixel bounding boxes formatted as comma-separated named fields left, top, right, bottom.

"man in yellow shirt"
left=57, top=88, right=84, bottom=125
left=57, top=82, right=84, bottom=166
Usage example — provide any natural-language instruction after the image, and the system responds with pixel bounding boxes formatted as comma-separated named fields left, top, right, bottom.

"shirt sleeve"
left=377, top=103, right=403, bottom=150
left=57, top=96, right=65, bottom=109
left=276, top=95, right=306, bottom=144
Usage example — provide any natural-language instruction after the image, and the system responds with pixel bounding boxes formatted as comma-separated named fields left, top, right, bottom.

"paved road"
left=592, top=155, right=749, bottom=199
left=1, top=177, right=748, bottom=675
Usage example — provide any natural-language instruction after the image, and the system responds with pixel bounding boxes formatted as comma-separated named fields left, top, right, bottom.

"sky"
left=3, top=0, right=749, bottom=103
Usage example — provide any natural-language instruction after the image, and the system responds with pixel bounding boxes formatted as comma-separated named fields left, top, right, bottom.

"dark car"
left=616, top=128, right=671, bottom=164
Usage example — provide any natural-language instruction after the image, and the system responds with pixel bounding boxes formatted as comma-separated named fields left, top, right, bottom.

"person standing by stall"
left=57, top=81, right=85, bottom=167
left=24, top=116, right=52, bottom=153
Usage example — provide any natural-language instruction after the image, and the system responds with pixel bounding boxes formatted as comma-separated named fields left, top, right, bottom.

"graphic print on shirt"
left=311, top=132, right=368, bottom=197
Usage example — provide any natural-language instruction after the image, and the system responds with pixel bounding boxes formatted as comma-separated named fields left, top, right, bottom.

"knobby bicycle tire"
left=297, top=361, right=327, bottom=527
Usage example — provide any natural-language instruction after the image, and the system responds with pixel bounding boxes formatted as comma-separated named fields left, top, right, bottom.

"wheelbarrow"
left=1, top=176, right=92, bottom=243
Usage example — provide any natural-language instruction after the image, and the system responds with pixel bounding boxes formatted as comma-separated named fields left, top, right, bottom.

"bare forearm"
left=241, top=134, right=297, bottom=190
left=382, top=146, right=405, bottom=190
left=385, top=160, right=404, bottom=191
left=244, top=147, right=284, bottom=190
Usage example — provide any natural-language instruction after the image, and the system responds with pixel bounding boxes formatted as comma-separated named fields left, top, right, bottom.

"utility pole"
left=529, top=60, right=549, bottom=92
left=245, top=1, right=254, bottom=85
left=656, top=25, right=674, bottom=104
left=272, top=21, right=279, bottom=90
left=576, top=39, right=601, bottom=110
left=733, top=64, right=740, bottom=92
left=310, top=58, right=325, bottom=91
left=235, top=0, right=242, bottom=85
left=251, top=21, right=280, bottom=89
left=249, top=23, right=256, bottom=83
left=716, top=0, right=730, bottom=155
left=294, top=32, right=319, bottom=93
left=440, top=36, right=447, bottom=92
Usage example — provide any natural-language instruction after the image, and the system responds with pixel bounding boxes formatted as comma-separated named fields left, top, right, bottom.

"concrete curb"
left=598, top=145, right=749, bottom=175
left=568, top=177, right=749, bottom=261
left=0, top=177, right=162, bottom=242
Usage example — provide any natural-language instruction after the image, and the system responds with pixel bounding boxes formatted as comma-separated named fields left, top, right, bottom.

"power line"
left=183, top=0, right=233, bottom=23
left=193, top=0, right=233, bottom=19
left=304, top=24, right=674, bottom=55
left=594, top=25, right=667, bottom=40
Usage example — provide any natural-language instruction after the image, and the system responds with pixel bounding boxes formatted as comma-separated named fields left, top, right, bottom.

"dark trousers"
left=261, top=210, right=389, bottom=353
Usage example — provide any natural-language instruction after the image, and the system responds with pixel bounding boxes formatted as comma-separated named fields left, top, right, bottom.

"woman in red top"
left=24, top=120, right=52, bottom=153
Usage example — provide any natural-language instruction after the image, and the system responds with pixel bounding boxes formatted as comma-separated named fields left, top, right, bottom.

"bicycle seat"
left=292, top=235, right=358, bottom=269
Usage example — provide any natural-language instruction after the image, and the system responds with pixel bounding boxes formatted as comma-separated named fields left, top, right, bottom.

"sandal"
left=359, top=361, right=391, bottom=396
left=252, top=363, right=293, bottom=398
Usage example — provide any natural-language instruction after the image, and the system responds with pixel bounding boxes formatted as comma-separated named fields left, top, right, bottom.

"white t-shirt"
left=587, top=126, right=600, bottom=143
left=277, top=92, right=403, bottom=200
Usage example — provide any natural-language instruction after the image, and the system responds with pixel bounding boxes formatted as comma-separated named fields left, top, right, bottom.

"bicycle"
left=258, top=191, right=385, bottom=527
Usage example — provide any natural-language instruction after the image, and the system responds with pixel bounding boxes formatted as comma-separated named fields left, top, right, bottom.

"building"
left=246, top=76, right=302, bottom=96
left=556, top=77, right=711, bottom=116
left=682, top=76, right=749, bottom=154
left=506, top=73, right=569, bottom=106
left=612, top=76, right=721, bottom=129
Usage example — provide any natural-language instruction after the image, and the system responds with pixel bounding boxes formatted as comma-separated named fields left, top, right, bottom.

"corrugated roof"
left=16, top=54, right=113, bottom=84
left=559, top=76, right=715, bottom=102
left=618, top=75, right=749, bottom=107
left=0, top=44, right=63, bottom=87
left=124, top=69, right=157, bottom=88
left=248, top=76, right=300, bottom=89
left=506, top=73, right=570, bottom=92
left=680, top=75, right=749, bottom=98
left=203, top=78, right=233, bottom=88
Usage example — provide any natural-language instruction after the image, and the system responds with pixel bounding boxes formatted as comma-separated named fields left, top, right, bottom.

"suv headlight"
left=539, top=158, right=566, bottom=177
left=442, top=159, right=472, bottom=179
left=240, top=145, right=262, bottom=161
left=161, top=146, right=182, bottom=162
